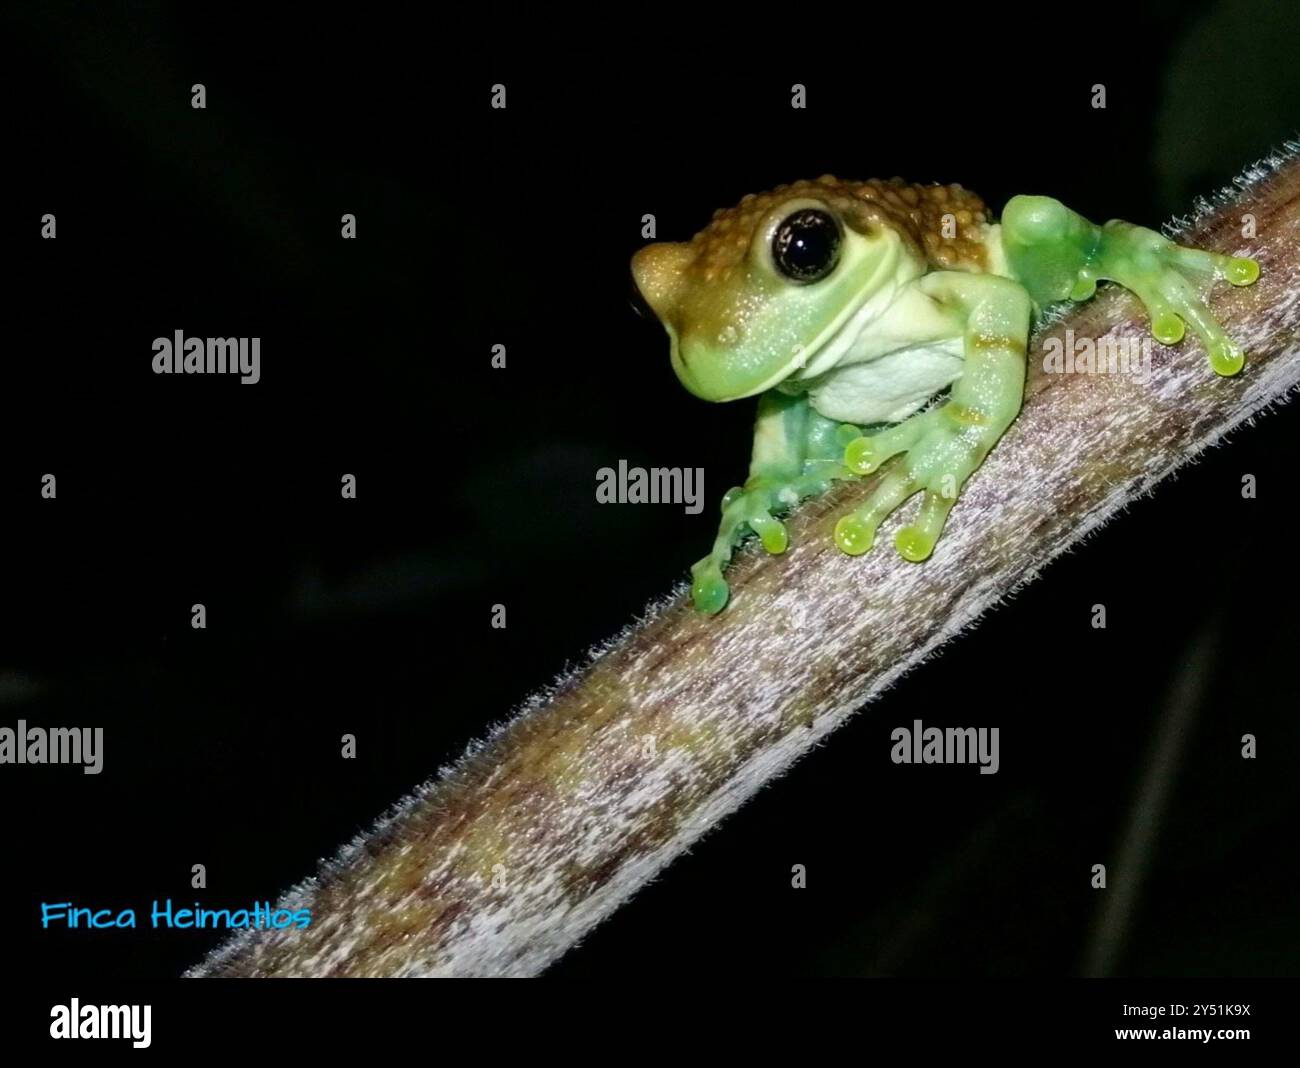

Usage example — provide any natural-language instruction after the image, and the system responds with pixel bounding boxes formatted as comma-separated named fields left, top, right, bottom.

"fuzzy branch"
left=189, top=150, right=1300, bottom=978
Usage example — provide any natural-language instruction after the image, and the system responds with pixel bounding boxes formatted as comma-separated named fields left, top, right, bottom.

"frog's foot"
left=832, top=271, right=1031, bottom=565
left=1003, top=196, right=1259, bottom=377
left=690, top=468, right=846, bottom=614
left=1089, top=221, right=1257, bottom=376
left=834, top=407, right=989, bottom=562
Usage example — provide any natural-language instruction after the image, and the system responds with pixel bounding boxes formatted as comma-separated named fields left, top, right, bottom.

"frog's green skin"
left=631, top=176, right=1260, bottom=614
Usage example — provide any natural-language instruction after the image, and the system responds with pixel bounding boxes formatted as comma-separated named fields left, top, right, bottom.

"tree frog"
left=631, top=177, right=1259, bottom=614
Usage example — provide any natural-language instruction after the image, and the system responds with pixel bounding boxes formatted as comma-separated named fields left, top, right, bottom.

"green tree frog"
left=631, top=177, right=1260, bottom=614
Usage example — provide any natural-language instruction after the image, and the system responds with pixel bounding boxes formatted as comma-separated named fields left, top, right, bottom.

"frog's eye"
left=771, top=208, right=841, bottom=284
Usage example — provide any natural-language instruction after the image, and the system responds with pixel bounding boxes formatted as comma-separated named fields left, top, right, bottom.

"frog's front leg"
left=1001, top=195, right=1259, bottom=376
left=834, top=272, right=1030, bottom=562
left=691, top=390, right=857, bottom=614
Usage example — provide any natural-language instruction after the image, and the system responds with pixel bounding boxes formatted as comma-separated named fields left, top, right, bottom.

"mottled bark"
left=190, top=148, right=1300, bottom=978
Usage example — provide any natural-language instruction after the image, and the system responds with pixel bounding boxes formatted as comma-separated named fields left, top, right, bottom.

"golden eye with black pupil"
left=771, top=209, right=841, bottom=283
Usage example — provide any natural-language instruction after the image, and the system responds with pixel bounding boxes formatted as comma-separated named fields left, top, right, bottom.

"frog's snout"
left=631, top=242, right=695, bottom=327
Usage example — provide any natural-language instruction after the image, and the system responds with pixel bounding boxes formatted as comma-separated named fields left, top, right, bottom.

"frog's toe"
left=835, top=423, right=864, bottom=448
left=844, top=435, right=883, bottom=476
left=894, top=490, right=956, bottom=563
left=1226, top=256, right=1260, bottom=286
left=719, top=485, right=745, bottom=513
left=1162, top=249, right=1258, bottom=375
left=1167, top=245, right=1260, bottom=287
left=843, top=411, right=936, bottom=476
left=1150, top=269, right=1246, bottom=377
left=833, top=467, right=918, bottom=557
left=690, top=558, right=730, bottom=615
left=833, top=513, right=877, bottom=556
left=747, top=509, right=789, bottom=555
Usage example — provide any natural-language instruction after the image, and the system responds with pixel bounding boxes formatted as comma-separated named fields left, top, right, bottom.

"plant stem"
left=190, top=148, right=1300, bottom=978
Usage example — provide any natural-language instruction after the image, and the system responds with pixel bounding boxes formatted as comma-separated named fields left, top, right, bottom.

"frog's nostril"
left=628, top=269, right=656, bottom=322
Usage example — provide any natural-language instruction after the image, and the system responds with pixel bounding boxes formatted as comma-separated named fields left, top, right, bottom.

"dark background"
left=1, top=2, right=1298, bottom=980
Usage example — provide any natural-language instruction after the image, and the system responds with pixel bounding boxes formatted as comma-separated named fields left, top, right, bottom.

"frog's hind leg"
left=834, top=272, right=1030, bottom=562
left=1001, top=195, right=1259, bottom=376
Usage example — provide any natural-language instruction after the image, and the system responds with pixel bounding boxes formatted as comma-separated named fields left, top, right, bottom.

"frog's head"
left=632, top=180, right=908, bottom=401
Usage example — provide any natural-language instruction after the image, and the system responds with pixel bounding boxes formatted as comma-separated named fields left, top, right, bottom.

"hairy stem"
left=190, top=149, right=1300, bottom=978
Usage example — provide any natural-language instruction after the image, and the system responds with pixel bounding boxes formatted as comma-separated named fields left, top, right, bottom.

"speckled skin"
left=689, top=175, right=991, bottom=279
left=633, top=176, right=1261, bottom=614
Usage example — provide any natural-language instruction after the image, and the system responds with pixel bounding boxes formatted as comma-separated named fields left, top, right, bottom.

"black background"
left=1, top=2, right=1298, bottom=984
